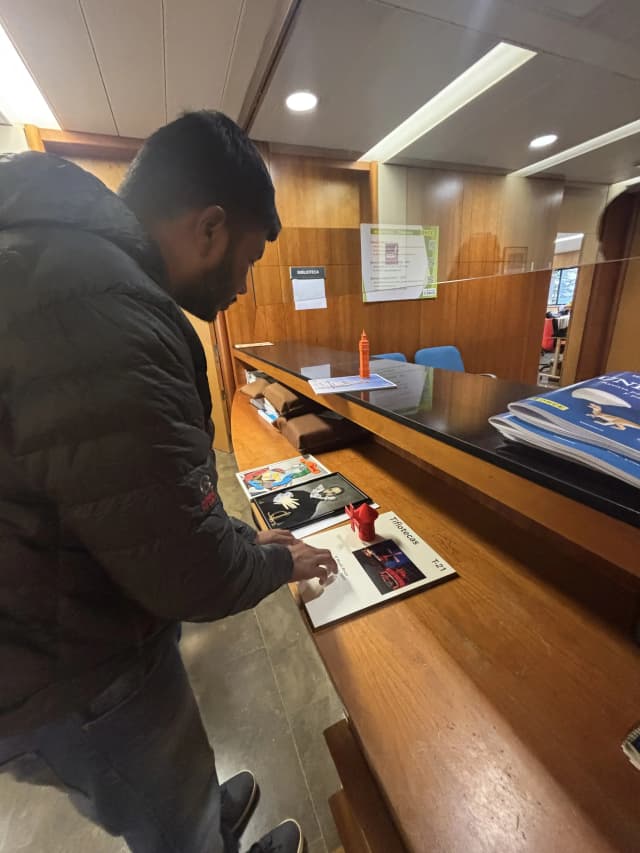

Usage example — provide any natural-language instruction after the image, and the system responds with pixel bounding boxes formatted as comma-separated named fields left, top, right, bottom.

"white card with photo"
left=299, top=512, right=457, bottom=629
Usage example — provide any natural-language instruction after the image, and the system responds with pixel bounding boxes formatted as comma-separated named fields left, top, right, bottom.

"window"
left=548, top=266, right=578, bottom=307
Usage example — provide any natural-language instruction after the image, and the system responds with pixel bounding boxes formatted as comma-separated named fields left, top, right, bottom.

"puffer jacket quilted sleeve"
left=12, top=240, right=292, bottom=622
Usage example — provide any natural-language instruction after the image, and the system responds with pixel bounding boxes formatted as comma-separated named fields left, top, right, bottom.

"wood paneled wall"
left=379, top=164, right=563, bottom=282
left=573, top=191, right=640, bottom=380
left=553, top=250, right=581, bottom=269
left=224, top=152, right=550, bottom=384
left=67, top=157, right=129, bottom=192
left=607, top=201, right=640, bottom=372
left=554, top=184, right=608, bottom=383
left=606, top=256, right=640, bottom=371
left=556, top=183, right=608, bottom=267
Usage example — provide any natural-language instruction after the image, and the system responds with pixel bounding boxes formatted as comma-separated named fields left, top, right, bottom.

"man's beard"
left=177, top=249, right=236, bottom=322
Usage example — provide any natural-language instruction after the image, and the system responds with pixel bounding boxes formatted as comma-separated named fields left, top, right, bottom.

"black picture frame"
left=253, top=472, right=371, bottom=531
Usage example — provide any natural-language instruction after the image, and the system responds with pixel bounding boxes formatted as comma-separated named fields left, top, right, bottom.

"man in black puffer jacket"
left=0, top=112, right=336, bottom=853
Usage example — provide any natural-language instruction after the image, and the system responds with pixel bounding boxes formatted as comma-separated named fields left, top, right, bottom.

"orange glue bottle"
left=359, top=330, right=370, bottom=379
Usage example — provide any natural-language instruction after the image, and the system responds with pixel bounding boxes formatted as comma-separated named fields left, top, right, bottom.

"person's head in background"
left=119, top=110, right=280, bottom=321
left=597, top=184, right=640, bottom=262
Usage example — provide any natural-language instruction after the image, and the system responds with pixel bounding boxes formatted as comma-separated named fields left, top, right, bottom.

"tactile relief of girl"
left=243, top=460, right=312, bottom=493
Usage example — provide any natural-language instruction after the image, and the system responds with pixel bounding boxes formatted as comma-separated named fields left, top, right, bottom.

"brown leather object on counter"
left=264, top=381, right=309, bottom=416
left=239, top=377, right=271, bottom=399
left=276, top=412, right=368, bottom=453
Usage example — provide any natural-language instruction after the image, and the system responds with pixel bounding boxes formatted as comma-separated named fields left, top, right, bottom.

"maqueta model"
left=359, top=329, right=370, bottom=379
left=346, top=502, right=379, bottom=542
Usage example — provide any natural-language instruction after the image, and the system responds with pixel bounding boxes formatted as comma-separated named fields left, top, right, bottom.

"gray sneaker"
left=220, top=769, right=258, bottom=835
left=248, top=819, right=303, bottom=853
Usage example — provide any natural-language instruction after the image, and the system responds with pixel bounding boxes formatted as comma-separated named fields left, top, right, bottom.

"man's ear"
left=196, top=205, right=228, bottom=259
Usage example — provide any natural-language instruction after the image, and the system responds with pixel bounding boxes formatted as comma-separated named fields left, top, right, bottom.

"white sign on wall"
left=360, top=224, right=439, bottom=303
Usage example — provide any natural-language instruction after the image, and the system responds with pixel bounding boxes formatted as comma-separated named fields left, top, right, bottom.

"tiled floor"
left=0, top=451, right=344, bottom=853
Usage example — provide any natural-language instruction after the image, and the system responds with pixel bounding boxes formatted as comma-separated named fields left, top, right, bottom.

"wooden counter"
left=233, top=345, right=640, bottom=579
left=232, top=391, right=640, bottom=853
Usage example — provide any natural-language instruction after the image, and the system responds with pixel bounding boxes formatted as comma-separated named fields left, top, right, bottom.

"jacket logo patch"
left=199, top=474, right=218, bottom=511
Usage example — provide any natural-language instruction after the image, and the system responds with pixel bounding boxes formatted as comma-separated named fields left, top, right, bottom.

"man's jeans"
left=0, top=637, right=234, bottom=853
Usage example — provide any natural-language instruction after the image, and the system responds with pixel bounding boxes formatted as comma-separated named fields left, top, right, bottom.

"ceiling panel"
left=397, top=51, right=640, bottom=174
left=221, top=0, right=282, bottom=121
left=81, top=0, right=165, bottom=138
left=1, top=0, right=284, bottom=137
left=508, top=0, right=640, bottom=43
left=381, top=0, right=640, bottom=79
left=0, top=0, right=116, bottom=134
left=580, top=0, right=640, bottom=44
left=164, top=0, right=243, bottom=122
left=253, top=0, right=640, bottom=184
left=251, top=0, right=497, bottom=152
left=539, top=135, right=640, bottom=184
left=505, top=0, right=607, bottom=19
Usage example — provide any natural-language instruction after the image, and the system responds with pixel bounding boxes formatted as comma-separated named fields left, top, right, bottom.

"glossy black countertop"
left=235, top=342, right=640, bottom=528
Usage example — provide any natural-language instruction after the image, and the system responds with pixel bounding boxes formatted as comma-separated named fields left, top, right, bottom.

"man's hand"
left=288, top=541, right=338, bottom=585
left=255, top=529, right=297, bottom=546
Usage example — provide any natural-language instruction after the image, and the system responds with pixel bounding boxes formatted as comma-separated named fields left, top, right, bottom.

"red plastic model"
left=346, top=502, right=379, bottom=542
left=358, top=329, right=370, bottom=379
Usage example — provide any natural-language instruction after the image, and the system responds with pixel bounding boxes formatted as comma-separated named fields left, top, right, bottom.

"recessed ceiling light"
left=529, top=134, right=558, bottom=149
left=510, top=119, right=640, bottom=177
left=285, top=91, right=318, bottom=113
left=0, top=22, right=59, bottom=129
left=359, top=42, right=536, bottom=163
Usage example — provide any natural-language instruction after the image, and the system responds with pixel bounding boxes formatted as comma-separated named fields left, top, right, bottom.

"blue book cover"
left=507, top=373, right=640, bottom=462
left=491, top=413, right=640, bottom=489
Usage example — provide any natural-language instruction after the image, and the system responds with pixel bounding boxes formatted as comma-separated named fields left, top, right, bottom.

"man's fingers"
left=275, top=530, right=295, bottom=543
left=258, top=529, right=296, bottom=546
left=290, top=542, right=339, bottom=583
left=316, top=550, right=338, bottom=574
left=312, top=547, right=334, bottom=562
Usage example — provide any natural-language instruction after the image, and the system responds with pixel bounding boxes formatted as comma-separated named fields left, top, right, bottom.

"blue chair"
left=372, top=352, right=407, bottom=362
left=414, top=346, right=465, bottom=372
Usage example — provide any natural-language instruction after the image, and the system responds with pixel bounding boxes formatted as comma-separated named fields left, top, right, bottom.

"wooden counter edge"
left=233, top=350, right=640, bottom=578
left=329, top=791, right=367, bottom=853
left=324, top=720, right=408, bottom=853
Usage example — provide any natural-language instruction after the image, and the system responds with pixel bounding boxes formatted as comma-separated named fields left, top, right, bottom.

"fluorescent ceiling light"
left=529, top=133, right=557, bottom=149
left=608, top=174, right=640, bottom=199
left=555, top=232, right=584, bottom=243
left=359, top=42, right=536, bottom=163
left=0, top=21, right=59, bottom=129
left=285, top=91, right=318, bottom=113
left=510, top=119, right=640, bottom=177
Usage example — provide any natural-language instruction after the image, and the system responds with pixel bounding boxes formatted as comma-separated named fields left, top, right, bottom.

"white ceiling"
left=0, top=0, right=283, bottom=136
left=396, top=51, right=640, bottom=177
left=251, top=0, right=640, bottom=184
left=1, top=0, right=639, bottom=185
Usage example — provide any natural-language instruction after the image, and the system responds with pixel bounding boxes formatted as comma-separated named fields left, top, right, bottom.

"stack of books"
left=490, top=373, right=640, bottom=489
left=249, top=396, right=278, bottom=424
left=236, top=454, right=458, bottom=628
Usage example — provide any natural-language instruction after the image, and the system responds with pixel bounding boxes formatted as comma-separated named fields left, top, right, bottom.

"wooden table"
left=232, top=391, right=640, bottom=853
